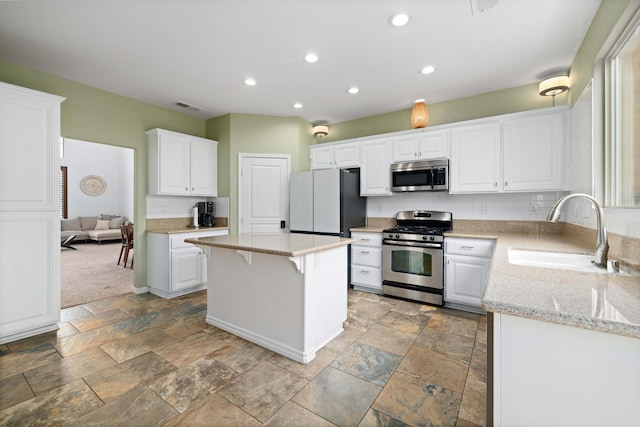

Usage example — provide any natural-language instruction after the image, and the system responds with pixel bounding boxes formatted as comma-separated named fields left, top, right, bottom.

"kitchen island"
left=185, top=232, right=355, bottom=364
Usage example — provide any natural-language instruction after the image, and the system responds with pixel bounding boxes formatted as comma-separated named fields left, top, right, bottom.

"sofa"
left=61, top=214, right=127, bottom=243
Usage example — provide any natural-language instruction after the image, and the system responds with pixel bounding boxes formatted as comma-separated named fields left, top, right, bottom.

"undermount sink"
left=508, top=249, right=632, bottom=276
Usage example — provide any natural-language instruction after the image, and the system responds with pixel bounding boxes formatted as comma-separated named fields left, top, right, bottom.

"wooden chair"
left=118, top=224, right=134, bottom=268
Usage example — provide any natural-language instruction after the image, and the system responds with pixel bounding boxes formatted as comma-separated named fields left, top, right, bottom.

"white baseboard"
left=132, top=286, right=149, bottom=295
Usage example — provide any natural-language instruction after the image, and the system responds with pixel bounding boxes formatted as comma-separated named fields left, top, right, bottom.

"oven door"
left=382, top=240, right=443, bottom=289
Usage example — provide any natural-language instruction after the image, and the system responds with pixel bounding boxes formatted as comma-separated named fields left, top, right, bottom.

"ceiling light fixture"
left=313, top=125, right=329, bottom=138
left=539, top=76, right=569, bottom=106
left=304, top=53, right=319, bottom=63
left=390, top=14, right=409, bottom=27
left=347, top=87, right=359, bottom=94
left=293, top=103, right=303, bottom=109
left=410, top=99, right=429, bottom=129
left=421, top=65, right=436, bottom=75
left=244, top=78, right=256, bottom=86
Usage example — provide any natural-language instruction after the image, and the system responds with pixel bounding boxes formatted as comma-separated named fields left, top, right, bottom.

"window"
left=608, top=12, right=640, bottom=207
left=60, top=166, right=68, bottom=219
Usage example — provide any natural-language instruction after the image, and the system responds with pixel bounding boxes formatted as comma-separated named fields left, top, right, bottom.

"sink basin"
left=508, top=249, right=632, bottom=276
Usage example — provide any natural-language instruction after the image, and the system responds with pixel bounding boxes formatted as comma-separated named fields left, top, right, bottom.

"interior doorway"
left=60, top=138, right=134, bottom=308
left=238, top=153, right=291, bottom=233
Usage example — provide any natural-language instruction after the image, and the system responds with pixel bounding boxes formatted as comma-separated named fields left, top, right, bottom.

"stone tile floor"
left=0, top=289, right=487, bottom=426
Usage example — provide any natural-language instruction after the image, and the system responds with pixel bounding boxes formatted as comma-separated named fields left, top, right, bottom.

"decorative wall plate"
left=80, top=175, right=106, bottom=196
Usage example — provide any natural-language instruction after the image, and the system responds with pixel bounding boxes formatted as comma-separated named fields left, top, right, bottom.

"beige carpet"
left=61, top=241, right=134, bottom=308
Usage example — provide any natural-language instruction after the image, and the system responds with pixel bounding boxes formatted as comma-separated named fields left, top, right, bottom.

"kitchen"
left=1, top=0, right=639, bottom=426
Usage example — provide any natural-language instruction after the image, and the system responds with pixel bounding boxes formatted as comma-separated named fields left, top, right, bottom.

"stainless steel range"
left=382, top=210, right=453, bottom=305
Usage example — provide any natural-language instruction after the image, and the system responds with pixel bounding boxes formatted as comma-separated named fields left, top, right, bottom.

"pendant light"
left=410, top=99, right=429, bottom=129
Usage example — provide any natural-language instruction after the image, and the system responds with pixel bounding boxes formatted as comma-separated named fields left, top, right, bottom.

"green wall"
left=0, top=60, right=205, bottom=290
left=206, top=114, right=314, bottom=233
left=323, top=83, right=563, bottom=142
left=568, top=0, right=631, bottom=104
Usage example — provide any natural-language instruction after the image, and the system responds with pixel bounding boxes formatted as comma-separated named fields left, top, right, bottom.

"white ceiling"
left=0, top=0, right=601, bottom=124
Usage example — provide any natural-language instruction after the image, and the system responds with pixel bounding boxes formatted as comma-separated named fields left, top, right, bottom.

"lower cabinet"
left=148, top=229, right=228, bottom=298
left=350, top=231, right=383, bottom=293
left=444, top=237, right=494, bottom=313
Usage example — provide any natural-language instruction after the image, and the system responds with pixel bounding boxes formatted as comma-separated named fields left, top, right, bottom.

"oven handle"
left=383, top=240, right=442, bottom=249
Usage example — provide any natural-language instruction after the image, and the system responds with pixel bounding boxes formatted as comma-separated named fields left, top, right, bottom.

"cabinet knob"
left=494, top=182, right=498, bottom=187
left=504, top=181, right=508, bottom=186
left=185, top=187, right=189, bottom=190
left=192, top=187, right=195, bottom=191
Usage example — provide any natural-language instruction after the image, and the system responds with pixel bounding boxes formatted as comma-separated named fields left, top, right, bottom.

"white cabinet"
left=147, top=128, right=218, bottom=196
left=392, top=130, right=449, bottom=162
left=445, top=237, right=494, bottom=313
left=360, top=138, right=393, bottom=196
left=0, top=82, right=64, bottom=345
left=351, top=232, right=383, bottom=293
left=450, top=122, right=502, bottom=193
left=148, top=229, right=228, bottom=298
left=450, top=108, right=566, bottom=194
left=503, top=111, right=563, bottom=191
left=491, top=313, right=640, bottom=427
left=310, top=142, right=359, bottom=169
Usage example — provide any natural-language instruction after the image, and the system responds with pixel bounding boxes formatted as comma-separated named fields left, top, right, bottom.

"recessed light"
left=293, top=103, right=303, bottom=109
left=304, top=53, right=319, bottom=63
left=244, top=79, right=256, bottom=86
left=347, top=87, right=359, bottom=94
left=421, top=65, right=436, bottom=74
left=390, top=13, right=409, bottom=27
left=414, top=98, right=425, bottom=103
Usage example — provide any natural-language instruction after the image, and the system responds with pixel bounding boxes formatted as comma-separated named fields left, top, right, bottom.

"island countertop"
left=185, top=232, right=355, bottom=257
left=456, top=231, right=640, bottom=339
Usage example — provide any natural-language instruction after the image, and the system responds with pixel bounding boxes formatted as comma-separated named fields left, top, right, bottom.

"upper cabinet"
left=450, top=108, right=567, bottom=194
left=310, top=141, right=359, bottom=169
left=450, top=122, right=502, bottom=193
left=502, top=111, right=563, bottom=191
left=147, top=128, right=218, bottom=196
left=360, top=138, right=393, bottom=196
left=392, top=129, right=449, bottom=162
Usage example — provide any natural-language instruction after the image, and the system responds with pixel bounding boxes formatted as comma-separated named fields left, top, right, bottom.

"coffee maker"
left=197, top=201, right=215, bottom=227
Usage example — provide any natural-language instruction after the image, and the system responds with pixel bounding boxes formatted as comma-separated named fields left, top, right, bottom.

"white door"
left=239, top=154, right=290, bottom=233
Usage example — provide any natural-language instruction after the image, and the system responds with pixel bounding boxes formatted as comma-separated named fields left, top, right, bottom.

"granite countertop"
left=457, top=231, right=640, bottom=339
left=147, top=225, right=230, bottom=234
left=185, top=232, right=355, bottom=257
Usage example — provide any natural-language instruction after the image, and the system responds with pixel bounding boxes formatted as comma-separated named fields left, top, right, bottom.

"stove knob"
left=395, top=234, right=400, bottom=239
left=388, top=233, right=393, bottom=238
left=430, top=236, right=435, bottom=241
left=422, top=236, right=428, bottom=241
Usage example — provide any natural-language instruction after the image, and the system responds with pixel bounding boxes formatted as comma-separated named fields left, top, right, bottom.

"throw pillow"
left=108, top=216, right=125, bottom=229
left=95, top=220, right=110, bottom=230
left=61, top=218, right=81, bottom=231
left=101, top=214, right=116, bottom=220
left=79, top=216, right=98, bottom=231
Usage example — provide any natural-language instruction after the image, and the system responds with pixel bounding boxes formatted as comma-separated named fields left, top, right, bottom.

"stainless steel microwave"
left=391, top=159, right=449, bottom=192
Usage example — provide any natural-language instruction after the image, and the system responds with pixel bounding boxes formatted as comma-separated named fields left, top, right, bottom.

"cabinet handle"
left=414, top=152, right=418, bottom=157
left=360, top=251, right=370, bottom=254
left=361, top=238, right=370, bottom=242
left=460, top=246, right=475, bottom=250
left=504, top=181, right=508, bottom=186
left=494, top=182, right=498, bottom=187
left=360, top=270, right=370, bottom=274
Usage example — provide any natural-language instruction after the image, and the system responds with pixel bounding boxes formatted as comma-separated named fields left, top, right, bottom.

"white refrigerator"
left=289, top=168, right=366, bottom=237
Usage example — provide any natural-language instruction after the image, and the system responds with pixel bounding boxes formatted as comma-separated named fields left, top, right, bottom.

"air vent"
left=175, top=101, right=203, bottom=112
left=470, top=0, right=499, bottom=14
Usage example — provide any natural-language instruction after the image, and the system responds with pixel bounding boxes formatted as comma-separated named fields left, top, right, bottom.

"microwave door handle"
left=430, top=168, right=435, bottom=190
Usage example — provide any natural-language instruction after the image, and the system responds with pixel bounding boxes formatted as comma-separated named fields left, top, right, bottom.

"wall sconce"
left=410, top=99, right=429, bottom=129
left=539, top=76, right=569, bottom=106
left=313, top=125, right=329, bottom=138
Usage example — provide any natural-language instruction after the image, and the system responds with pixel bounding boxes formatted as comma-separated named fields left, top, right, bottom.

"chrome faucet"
left=546, top=193, right=609, bottom=267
